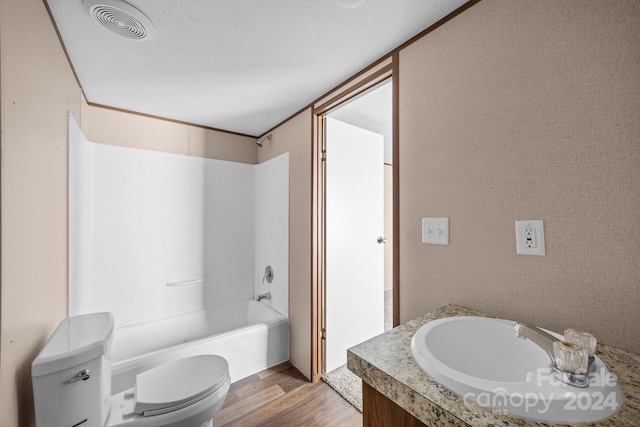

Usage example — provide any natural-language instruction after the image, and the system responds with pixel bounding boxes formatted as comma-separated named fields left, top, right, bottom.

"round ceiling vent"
left=83, top=0, right=154, bottom=40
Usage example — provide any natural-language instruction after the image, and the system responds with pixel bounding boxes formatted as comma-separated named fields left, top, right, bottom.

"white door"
left=325, top=117, right=385, bottom=373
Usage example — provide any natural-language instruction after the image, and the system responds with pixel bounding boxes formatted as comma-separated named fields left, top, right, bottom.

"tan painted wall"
left=0, top=0, right=80, bottom=425
left=257, top=109, right=313, bottom=379
left=399, top=0, right=640, bottom=353
left=81, top=104, right=257, bottom=163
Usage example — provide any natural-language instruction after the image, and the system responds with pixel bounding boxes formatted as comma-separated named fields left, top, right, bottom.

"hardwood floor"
left=213, top=362, right=362, bottom=427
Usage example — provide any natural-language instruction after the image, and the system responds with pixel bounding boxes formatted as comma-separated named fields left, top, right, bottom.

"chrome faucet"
left=514, top=321, right=592, bottom=387
left=257, top=292, right=271, bottom=302
left=513, top=321, right=558, bottom=363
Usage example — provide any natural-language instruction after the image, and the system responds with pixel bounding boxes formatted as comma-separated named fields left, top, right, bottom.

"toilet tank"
left=32, top=312, right=114, bottom=427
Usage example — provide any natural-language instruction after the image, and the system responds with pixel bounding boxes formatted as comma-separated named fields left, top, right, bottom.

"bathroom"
left=2, top=0, right=639, bottom=426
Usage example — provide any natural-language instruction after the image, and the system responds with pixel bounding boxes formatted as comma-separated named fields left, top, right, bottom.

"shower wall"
left=68, top=115, right=288, bottom=327
left=254, top=153, right=289, bottom=316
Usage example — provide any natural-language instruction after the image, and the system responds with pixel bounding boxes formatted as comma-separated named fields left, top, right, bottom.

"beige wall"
left=399, top=0, right=640, bottom=353
left=257, top=110, right=313, bottom=379
left=81, top=104, right=257, bottom=163
left=1, top=0, right=80, bottom=424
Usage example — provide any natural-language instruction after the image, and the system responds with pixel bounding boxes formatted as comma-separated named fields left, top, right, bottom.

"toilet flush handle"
left=63, top=369, right=90, bottom=385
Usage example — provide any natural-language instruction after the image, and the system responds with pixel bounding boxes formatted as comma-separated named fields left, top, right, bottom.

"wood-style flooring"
left=213, top=362, right=362, bottom=427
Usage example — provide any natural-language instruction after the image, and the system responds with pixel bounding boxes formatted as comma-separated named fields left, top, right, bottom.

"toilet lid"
left=133, top=354, right=229, bottom=416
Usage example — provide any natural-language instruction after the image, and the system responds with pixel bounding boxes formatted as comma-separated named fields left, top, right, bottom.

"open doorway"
left=324, top=79, right=393, bottom=373
left=312, top=75, right=396, bottom=408
left=327, top=81, right=394, bottom=333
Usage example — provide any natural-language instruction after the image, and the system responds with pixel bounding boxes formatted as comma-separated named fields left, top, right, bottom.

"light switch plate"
left=422, top=218, right=449, bottom=245
left=515, top=220, right=545, bottom=256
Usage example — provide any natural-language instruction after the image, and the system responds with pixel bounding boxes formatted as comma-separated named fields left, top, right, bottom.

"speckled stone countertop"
left=347, top=304, right=640, bottom=426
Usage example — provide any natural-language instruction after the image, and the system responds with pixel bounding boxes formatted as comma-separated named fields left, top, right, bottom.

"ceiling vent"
left=83, top=0, right=154, bottom=40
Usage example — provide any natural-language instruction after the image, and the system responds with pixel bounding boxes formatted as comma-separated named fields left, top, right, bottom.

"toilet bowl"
left=31, top=312, right=230, bottom=427
left=108, top=354, right=230, bottom=427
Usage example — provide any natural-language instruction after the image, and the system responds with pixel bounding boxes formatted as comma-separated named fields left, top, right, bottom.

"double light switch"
left=422, top=218, right=449, bottom=245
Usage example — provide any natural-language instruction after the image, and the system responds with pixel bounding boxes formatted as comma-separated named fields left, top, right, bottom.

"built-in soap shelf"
left=166, top=278, right=205, bottom=287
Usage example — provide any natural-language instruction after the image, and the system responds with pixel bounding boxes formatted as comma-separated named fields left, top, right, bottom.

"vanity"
left=347, top=305, right=640, bottom=426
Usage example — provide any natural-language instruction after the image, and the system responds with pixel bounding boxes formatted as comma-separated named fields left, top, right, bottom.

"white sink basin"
left=411, top=316, right=623, bottom=423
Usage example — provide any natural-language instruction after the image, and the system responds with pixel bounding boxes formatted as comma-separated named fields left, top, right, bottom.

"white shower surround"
left=68, top=115, right=288, bottom=327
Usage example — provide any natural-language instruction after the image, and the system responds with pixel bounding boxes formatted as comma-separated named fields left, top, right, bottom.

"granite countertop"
left=347, top=304, right=640, bottom=426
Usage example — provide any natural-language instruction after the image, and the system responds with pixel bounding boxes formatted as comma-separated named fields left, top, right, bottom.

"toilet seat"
left=133, top=355, right=229, bottom=417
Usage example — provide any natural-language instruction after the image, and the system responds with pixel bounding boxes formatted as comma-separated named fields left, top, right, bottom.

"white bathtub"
left=110, top=300, right=289, bottom=393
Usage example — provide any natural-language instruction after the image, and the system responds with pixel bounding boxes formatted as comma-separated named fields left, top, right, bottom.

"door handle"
left=377, top=237, right=386, bottom=244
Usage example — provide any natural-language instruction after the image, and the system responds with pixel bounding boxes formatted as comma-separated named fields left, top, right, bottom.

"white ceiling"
left=46, top=0, right=469, bottom=136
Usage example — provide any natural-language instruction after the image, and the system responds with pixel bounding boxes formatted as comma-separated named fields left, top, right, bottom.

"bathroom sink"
left=411, top=316, right=623, bottom=423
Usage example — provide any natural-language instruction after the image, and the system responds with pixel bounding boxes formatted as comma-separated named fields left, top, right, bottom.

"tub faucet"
left=257, top=292, right=271, bottom=302
left=513, top=321, right=558, bottom=363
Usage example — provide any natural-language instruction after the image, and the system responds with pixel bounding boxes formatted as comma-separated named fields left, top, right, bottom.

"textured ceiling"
left=46, top=0, right=469, bottom=136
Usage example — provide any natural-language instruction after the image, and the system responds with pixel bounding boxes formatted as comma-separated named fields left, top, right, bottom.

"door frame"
left=311, top=56, right=399, bottom=381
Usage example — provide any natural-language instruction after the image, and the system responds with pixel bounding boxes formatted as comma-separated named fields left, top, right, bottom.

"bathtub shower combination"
left=67, top=114, right=290, bottom=390
left=111, top=300, right=288, bottom=393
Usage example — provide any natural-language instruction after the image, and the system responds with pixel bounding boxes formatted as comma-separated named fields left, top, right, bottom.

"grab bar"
left=166, top=278, right=205, bottom=287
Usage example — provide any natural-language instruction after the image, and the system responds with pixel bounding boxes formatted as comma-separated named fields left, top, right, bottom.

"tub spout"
left=513, top=321, right=558, bottom=362
left=257, top=292, right=271, bottom=302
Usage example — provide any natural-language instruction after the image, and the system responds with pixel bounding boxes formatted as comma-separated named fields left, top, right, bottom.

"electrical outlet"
left=515, top=220, right=545, bottom=256
left=523, top=227, right=537, bottom=248
left=422, top=218, right=449, bottom=245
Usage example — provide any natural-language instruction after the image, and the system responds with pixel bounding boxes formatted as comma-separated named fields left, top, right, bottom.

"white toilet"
left=31, top=312, right=230, bottom=427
